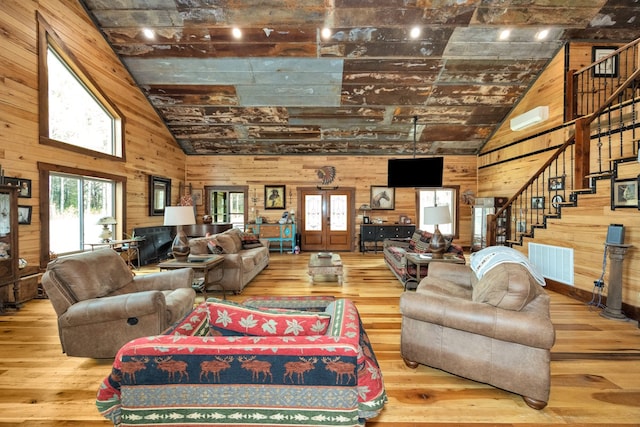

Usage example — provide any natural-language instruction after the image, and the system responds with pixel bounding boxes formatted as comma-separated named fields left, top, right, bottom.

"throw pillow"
left=205, top=298, right=331, bottom=337
left=207, top=240, right=224, bottom=254
left=408, top=230, right=432, bottom=253
left=239, top=232, right=263, bottom=249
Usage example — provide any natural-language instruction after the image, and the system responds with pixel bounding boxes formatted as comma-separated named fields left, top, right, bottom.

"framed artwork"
left=18, top=205, right=32, bottom=224
left=548, top=176, right=564, bottom=191
left=2, top=177, right=31, bottom=198
left=370, top=186, right=395, bottom=210
left=551, top=194, right=564, bottom=210
left=149, top=175, right=171, bottom=216
left=363, top=216, right=371, bottom=224
left=265, top=185, right=286, bottom=209
left=516, top=220, right=527, bottom=233
left=592, top=46, right=618, bottom=77
left=191, top=189, right=203, bottom=206
left=611, top=178, right=638, bottom=209
left=531, top=196, right=545, bottom=210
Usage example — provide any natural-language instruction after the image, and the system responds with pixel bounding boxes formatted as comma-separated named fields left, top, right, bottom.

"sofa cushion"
left=47, top=249, right=133, bottom=301
left=205, top=298, right=331, bottom=336
left=408, top=230, right=432, bottom=253
left=189, top=238, right=210, bottom=255
left=472, top=263, right=540, bottom=311
left=216, top=233, right=238, bottom=254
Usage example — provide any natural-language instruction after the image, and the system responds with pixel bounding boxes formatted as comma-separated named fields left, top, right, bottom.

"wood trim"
left=36, top=12, right=126, bottom=162
left=545, top=278, right=639, bottom=324
left=37, top=162, right=127, bottom=268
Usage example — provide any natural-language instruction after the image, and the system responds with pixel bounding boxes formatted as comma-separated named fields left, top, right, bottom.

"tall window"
left=39, top=15, right=123, bottom=158
left=49, top=173, right=115, bottom=254
left=204, top=186, right=248, bottom=229
left=418, top=187, right=459, bottom=237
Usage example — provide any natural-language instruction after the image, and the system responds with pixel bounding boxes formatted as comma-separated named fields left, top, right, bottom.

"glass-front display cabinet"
left=471, top=197, right=509, bottom=252
left=0, top=185, right=19, bottom=309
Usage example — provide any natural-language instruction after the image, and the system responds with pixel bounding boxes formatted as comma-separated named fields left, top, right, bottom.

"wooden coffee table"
left=404, top=252, right=465, bottom=290
left=158, top=255, right=225, bottom=299
left=308, top=253, right=343, bottom=285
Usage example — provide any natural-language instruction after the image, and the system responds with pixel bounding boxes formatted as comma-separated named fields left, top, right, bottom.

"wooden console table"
left=247, top=223, right=296, bottom=253
left=360, top=224, right=415, bottom=253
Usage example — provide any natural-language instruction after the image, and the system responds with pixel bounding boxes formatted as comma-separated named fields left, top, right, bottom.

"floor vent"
left=528, top=243, right=574, bottom=285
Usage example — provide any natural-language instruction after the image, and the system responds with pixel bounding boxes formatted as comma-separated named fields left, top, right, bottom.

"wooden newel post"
left=601, top=244, right=632, bottom=321
left=486, top=213, right=497, bottom=247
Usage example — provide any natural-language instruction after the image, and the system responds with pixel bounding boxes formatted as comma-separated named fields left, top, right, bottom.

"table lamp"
left=424, top=206, right=451, bottom=259
left=164, top=206, right=196, bottom=261
left=97, top=216, right=117, bottom=242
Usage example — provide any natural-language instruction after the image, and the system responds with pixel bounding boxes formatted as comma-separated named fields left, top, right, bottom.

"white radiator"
left=528, top=243, right=574, bottom=285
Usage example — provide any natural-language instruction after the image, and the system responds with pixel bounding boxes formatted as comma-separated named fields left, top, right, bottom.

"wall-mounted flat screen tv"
left=387, top=157, right=444, bottom=187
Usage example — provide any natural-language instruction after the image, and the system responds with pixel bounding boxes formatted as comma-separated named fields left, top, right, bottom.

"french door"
left=299, top=187, right=355, bottom=252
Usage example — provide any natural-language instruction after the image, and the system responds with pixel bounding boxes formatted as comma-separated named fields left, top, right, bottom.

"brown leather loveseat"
left=399, top=255, right=555, bottom=409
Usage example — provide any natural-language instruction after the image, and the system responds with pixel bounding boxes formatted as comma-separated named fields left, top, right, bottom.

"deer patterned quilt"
left=96, top=298, right=387, bottom=426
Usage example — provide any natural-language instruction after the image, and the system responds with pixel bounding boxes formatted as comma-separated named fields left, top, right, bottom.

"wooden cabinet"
left=248, top=223, right=296, bottom=253
left=0, top=185, right=19, bottom=312
left=360, top=224, right=416, bottom=253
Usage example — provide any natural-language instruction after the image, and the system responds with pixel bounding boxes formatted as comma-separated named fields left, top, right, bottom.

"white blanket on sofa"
left=470, top=246, right=546, bottom=286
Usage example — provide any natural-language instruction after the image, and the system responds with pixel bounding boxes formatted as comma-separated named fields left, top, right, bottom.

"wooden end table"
left=158, top=255, right=225, bottom=299
left=308, top=253, right=343, bottom=285
left=404, top=252, right=465, bottom=290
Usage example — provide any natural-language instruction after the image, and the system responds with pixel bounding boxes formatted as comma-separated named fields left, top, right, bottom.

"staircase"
left=487, top=38, right=640, bottom=247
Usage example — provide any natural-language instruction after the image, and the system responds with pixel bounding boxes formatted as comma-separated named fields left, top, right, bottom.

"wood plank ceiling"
left=79, top=0, right=640, bottom=156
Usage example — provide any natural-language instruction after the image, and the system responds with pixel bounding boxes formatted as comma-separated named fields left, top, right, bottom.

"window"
left=417, top=187, right=459, bottom=237
left=204, top=186, right=248, bottom=229
left=38, top=15, right=123, bottom=159
left=49, top=173, right=115, bottom=254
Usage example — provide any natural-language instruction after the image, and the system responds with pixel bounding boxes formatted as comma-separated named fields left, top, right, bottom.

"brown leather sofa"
left=42, top=249, right=196, bottom=358
left=188, top=227, right=270, bottom=294
left=399, top=262, right=555, bottom=409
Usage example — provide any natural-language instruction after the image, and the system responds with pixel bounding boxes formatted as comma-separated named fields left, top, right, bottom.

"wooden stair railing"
left=486, top=38, right=640, bottom=247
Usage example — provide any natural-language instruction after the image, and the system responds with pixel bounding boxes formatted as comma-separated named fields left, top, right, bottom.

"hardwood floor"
left=1, top=252, right=639, bottom=425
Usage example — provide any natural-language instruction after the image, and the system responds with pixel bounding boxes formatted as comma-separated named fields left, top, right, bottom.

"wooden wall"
left=186, top=155, right=478, bottom=248
left=0, top=1, right=187, bottom=269
left=478, top=43, right=639, bottom=313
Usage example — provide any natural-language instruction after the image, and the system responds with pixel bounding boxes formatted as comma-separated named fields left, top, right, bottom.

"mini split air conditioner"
left=510, top=106, right=549, bottom=131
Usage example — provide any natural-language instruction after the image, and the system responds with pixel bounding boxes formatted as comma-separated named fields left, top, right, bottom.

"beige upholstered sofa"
left=42, top=249, right=195, bottom=358
left=399, top=259, right=555, bottom=409
left=188, top=227, right=269, bottom=294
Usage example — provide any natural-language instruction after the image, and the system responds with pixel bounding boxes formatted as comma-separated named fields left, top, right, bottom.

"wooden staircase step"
left=585, top=171, right=613, bottom=179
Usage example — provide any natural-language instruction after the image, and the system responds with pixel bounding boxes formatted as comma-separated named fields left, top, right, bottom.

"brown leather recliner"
left=42, top=248, right=196, bottom=358
left=400, top=262, right=555, bottom=409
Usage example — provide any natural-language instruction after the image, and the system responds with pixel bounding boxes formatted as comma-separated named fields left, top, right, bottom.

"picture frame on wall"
left=264, top=185, right=286, bottom=209
left=531, top=196, right=545, bottom=210
left=592, top=46, right=618, bottom=77
left=370, top=186, right=395, bottom=210
left=149, top=175, right=171, bottom=216
left=18, top=205, right=32, bottom=225
left=191, top=189, right=203, bottom=206
left=548, top=176, right=564, bottom=191
left=611, top=178, right=638, bottom=209
left=2, top=177, right=32, bottom=198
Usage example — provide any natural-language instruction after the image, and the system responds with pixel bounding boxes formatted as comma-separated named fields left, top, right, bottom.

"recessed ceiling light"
left=321, top=27, right=332, bottom=39
left=536, top=29, right=549, bottom=40
left=410, top=26, right=421, bottom=39
left=232, top=27, right=242, bottom=39
left=499, top=29, right=510, bottom=40
left=142, top=28, right=155, bottom=39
